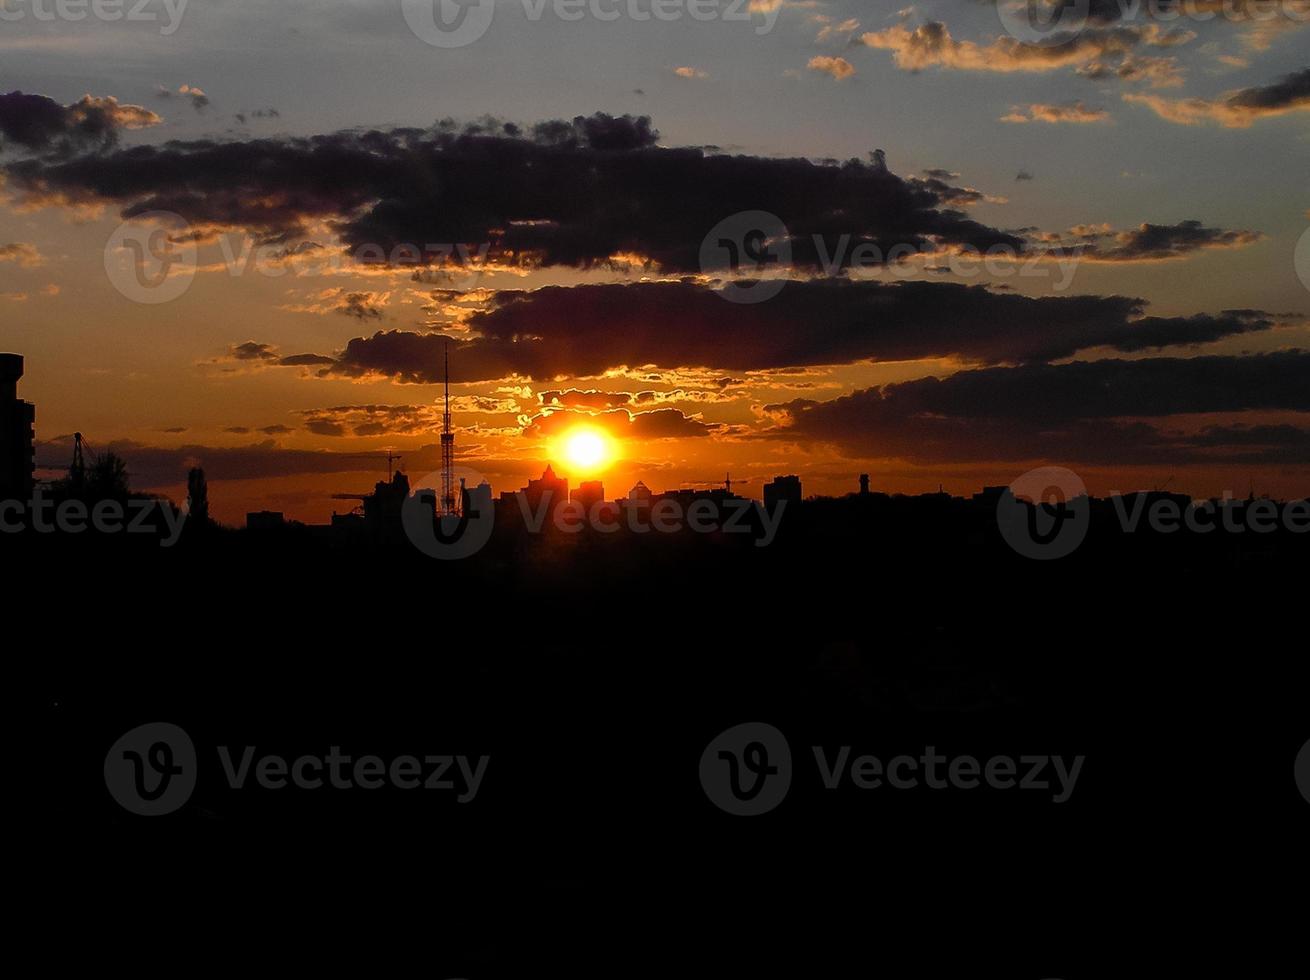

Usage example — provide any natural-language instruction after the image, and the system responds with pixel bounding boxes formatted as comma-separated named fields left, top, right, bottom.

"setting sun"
left=560, top=428, right=612, bottom=472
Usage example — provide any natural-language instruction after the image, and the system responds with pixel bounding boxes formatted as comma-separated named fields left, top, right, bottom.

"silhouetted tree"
left=187, top=467, right=210, bottom=526
left=85, top=451, right=130, bottom=500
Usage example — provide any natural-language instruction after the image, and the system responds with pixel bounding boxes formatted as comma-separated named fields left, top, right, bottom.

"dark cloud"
left=3, top=110, right=1021, bottom=262
left=1125, top=68, right=1310, bottom=127
left=537, top=387, right=737, bottom=410
left=33, top=436, right=440, bottom=487
left=0, top=91, right=160, bottom=157
left=155, top=84, right=210, bottom=112
left=1044, top=220, right=1262, bottom=261
left=861, top=19, right=1190, bottom=82
left=1044, top=0, right=1310, bottom=26
left=278, top=353, right=337, bottom=367
left=338, top=291, right=386, bottom=320
left=540, top=389, right=633, bottom=410
left=304, top=420, right=347, bottom=437
left=323, top=280, right=1277, bottom=383
left=229, top=341, right=279, bottom=361
left=522, top=407, right=716, bottom=440
left=765, top=351, right=1310, bottom=465
left=298, top=399, right=516, bottom=439
left=301, top=404, right=437, bottom=438
left=1227, top=68, right=1310, bottom=112
left=235, top=108, right=281, bottom=124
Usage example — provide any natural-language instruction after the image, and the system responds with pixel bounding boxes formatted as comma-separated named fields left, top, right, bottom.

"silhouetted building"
left=973, top=486, right=1008, bottom=508
left=247, top=510, right=286, bottom=531
left=330, top=470, right=415, bottom=539
left=525, top=464, right=568, bottom=513
left=463, top=479, right=493, bottom=517
left=658, top=488, right=736, bottom=507
left=764, top=475, right=802, bottom=512
left=859, top=473, right=870, bottom=496
left=364, top=470, right=410, bottom=527
left=625, top=480, right=652, bottom=505
left=0, top=353, right=35, bottom=501
left=571, top=480, right=605, bottom=513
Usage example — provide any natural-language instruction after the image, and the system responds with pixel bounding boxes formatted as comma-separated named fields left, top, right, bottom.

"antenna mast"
left=440, top=341, right=457, bottom=516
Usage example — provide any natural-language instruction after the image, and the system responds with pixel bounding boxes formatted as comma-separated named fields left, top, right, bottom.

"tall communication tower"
left=440, top=341, right=457, bottom=516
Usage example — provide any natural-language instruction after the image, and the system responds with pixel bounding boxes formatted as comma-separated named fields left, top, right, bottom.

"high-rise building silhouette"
left=0, top=354, right=35, bottom=501
left=463, top=479, right=493, bottom=519
left=764, top=474, right=802, bottom=512
left=571, top=480, right=605, bottom=513
left=525, top=464, right=568, bottom=512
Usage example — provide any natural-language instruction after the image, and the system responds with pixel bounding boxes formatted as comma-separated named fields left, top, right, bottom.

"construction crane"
left=328, top=492, right=368, bottom=516
left=34, top=432, right=97, bottom=485
left=690, top=472, right=750, bottom=494
left=338, top=450, right=404, bottom=481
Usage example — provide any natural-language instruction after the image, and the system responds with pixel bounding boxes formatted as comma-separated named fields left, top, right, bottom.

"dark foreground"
left=21, top=497, right=1309, bottom=974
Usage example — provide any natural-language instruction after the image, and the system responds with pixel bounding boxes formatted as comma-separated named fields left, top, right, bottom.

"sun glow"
left=560, top=427, right=612, bottom=472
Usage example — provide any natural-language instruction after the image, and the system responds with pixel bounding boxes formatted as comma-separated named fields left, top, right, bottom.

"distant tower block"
left=440, top=342, right=457, bottom=516
left=0, top=353, right=36, bottom=501
left=763, top=474, right=802, bottom=513
left=859, top=473, right=870, bottom=496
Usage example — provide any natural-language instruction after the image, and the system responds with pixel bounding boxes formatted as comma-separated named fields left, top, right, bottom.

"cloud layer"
left=318, top=279, right=1278, bottom=384
left=2, top=111, right=1022, bottom=267
left=766, top=351, right=1310, bottom=465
